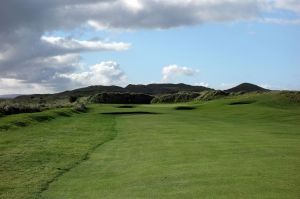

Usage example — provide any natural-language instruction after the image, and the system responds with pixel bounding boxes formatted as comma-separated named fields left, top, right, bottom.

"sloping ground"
left=0, top=108, right=117, bottom=199
left=0, top=108, right=82, bottom=130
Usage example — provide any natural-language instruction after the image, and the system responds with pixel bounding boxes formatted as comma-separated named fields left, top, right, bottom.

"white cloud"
left=218, top=83, right=235, bottom=90
left=0, top=34, right=130, bottom=92
left=41, top=36, right=131, bottom=52
left=59, top=61, right=127, bottom=87
left=162, top=64, right=199, bottom=82
left=259, top=84, right=271, bottom=89
left=259, top=0, right=300, bottom=25
left=121, top=0, right=144, bottom=12
left=83, top=0, right=266, bottom=30
left=194, top=82, right=209, bottom=87
left=274, top=0, right=300, bottom=14
left=261, top=18, right=300, bottom=25
left=0, top=78, right=55, bottom=95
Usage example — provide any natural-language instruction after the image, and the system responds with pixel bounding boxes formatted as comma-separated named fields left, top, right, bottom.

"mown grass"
left=43, top=94, right=300, bottom=199
left=1, top=93, right=300, bottom=199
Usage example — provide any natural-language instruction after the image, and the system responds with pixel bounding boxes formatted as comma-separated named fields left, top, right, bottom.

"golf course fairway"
left=1, top=94, right=300, bottom=199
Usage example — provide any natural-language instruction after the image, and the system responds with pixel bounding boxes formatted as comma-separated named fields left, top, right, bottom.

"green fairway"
left=1, top=94, right=300, bottom=198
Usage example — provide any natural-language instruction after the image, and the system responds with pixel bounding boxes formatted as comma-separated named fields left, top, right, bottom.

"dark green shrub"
left=196, top=90, right=229, bottom=101
left=69, top=96, right=78, bottom=103
left=89, top=93, right=154, bottom=104
left=151, top=92, right=200, bottom=103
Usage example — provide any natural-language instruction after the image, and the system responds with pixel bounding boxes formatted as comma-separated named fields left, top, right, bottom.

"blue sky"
left=0, top=0, right=300, bottom=94
left=80, top=22, right=300, bottom=90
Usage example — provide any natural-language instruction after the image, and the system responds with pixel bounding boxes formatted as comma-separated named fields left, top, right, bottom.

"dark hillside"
left=225, top=83, right=269, bottom=93
left=14, top=83, right=212, bottom=103
left=125, top=83, right=212, bottom=95
left=89, top=93, right=154, bottom=104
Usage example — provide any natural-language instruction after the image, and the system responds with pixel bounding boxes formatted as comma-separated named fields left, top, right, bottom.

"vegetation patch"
left=279, top=91, right=300, bottom=104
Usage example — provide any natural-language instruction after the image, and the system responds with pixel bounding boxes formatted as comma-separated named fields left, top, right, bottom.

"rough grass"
left=0, top=102, right=41, bottom=115
left=151, top=92, right=200, bottom=103
left=0, top=108, right=78, bottom=131
left=0, top=108, right=116, bottom=199
left=1, top=93, right=300, bottom=199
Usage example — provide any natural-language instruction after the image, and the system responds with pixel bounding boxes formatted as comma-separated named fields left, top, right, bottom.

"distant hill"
left=14, top=83, right=213, bottom=102
left=125, top=83, right=212, bottom=95
left=0, top=94, right=21, bottom=99
left=12, top=83, right=272, bottom=103
left=225, top=83, right=269, bottom=93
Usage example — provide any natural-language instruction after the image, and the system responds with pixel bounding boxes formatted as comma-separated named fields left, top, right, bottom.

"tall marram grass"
left=0, top=99, right=84, bottom=116
left=0, top=102, right=41, bottom=115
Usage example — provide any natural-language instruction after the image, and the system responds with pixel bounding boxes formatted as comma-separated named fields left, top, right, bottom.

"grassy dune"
left=1, top=93, right=300, bottom=198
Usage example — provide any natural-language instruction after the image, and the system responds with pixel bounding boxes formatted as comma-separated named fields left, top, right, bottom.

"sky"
left=0, top=0, right=299, bottom=94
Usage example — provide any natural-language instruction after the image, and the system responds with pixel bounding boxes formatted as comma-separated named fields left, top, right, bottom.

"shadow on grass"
left=12, top=121, right=28, bottom=127
left=174, top=106, right=196, bottom=110
left=228, top=100, right=255, bottom=105
left=101, top=111, right=159, bottom=115
left=29, top=115, right=55, bottom=122
left=55, top=111, right=72, bottom=117
left=116, top=105, right=136, bottom=108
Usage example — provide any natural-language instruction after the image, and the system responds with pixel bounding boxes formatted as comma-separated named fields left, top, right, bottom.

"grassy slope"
left=0, top=108, right=116, bottom=199
left=1, top=93, right=300, bottom=198
left=42, top=94, right=300, bottom=199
